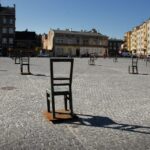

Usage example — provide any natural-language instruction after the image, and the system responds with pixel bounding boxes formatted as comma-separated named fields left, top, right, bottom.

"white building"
left=42, top=29, right=108, bottom=57
left=147, top=20, right=150, bottom=55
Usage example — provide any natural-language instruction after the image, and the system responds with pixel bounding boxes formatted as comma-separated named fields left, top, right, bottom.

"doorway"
left=76, top=49, right=80, bottom=57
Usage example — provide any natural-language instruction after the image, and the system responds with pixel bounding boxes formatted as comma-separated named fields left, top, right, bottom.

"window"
left=83, top=39, right=89, bottom=45
left=55, top=38, right=63, bottom=44
left=2, top=28, right=7, bottom=33
left=2, top=38, right=7, bottom=44
left=76, top=39, right=80, bottom=44
left=9, top=19, right=14, bottom=24
left=3, top=18, right=7, bottom=24
left=9, top=38, right=13, bottom=44
left=9, top=28, right=14, bottom=34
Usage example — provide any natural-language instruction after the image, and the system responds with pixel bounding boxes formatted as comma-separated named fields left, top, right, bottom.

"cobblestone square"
left=0, top=57, right=150, bottom=150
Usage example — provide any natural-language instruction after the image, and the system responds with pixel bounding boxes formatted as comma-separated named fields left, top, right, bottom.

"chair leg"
left=46, top=93, right=50, bottom=112
left=52, top=96, right=55, bottom=118
left=69, top=92, right=73, bottom=116
left=28, top=64, right=29, bottom=73
left=64, top=95, right=68, bottom=111
left=136, top=66, right=138, bottom=74
left=21, top=65, right=23, bottom=74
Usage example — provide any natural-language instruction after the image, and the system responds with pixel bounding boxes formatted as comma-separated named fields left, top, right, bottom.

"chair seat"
left=46, top=86, right=70, bottom=96
left=53, top=91, right=70, bottom=95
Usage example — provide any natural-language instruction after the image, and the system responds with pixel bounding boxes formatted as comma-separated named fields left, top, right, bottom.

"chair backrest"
left=132, top=56, right=138, bottom=66
left=50, top=58, right=74, bottom=92
left=21, top=57, right=30, bottom=64
left=89, top=53, right=95, bottom=61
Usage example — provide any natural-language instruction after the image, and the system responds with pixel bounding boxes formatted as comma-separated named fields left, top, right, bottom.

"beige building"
left=41, top=34, right=47, bottom=50
left=124, top=19, right=150, bottom=55
left=124, top=31, right=132, bottom=51
left=136, top=22, right=147, bottom=55
left=42, top=29, right=108, bottom=57
left=147, top=20, right=150, bottom=55
left=131, top=27, right=139, bottom=53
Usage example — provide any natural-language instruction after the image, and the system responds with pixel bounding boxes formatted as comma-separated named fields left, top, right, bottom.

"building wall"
left=136, top=22, right=147, bottom=55
left=131, top=27, right=138, bottom=52
left=47, top=31, right=54, bottom=50
left=124, top=19, right=150, bottom=55
left=124, top=31, right=131, bottom=51
left=108, top=39, right=123, bottom=56
left=41, top=34, right=48, bottom=50
left=147, top=20, right=150, bottom=55
left=42, top=29, right=108, bottom=57
left=0, top=5, right=15, bottom=56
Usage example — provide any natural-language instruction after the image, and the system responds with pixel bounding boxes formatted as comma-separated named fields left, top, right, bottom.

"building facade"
left=42, top=29, right=108, bottom=57
left=14, top=30, right=41, bottom=56
left=108, top=38, right=123, bottom=56
left=147, top=20, right=150, bottom=55
left=0, top=4, right=15, bottom=56
left=130, top=27, right=138, bottom=53
left=124, top=31, right=131, bottom=51
left=124, top=19, right=150, bottom=56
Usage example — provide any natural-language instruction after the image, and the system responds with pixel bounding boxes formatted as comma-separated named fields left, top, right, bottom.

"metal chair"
left=20, top=51, right=31, bottom=74
left=46, top=58, right=74, bottom=119
left=88, top=53, right=96, bottom=65
left=14, top=50, right=21, bottom=64
left=128, top=56, right=138, bottom=74
left=145, top=56, right=150, bottom=66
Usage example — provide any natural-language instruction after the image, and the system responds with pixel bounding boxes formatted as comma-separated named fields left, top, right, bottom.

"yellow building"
left=147, top=20, right=150, bottom=55
left=124, top=31, right=132, bottom=51
left=124, top=19, right=150, bottom=55
left=136, top=22, right=147, bottom=55
left=131, top=27, right=139, bottom=53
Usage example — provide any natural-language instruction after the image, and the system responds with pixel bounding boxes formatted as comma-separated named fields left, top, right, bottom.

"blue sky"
left=1, top=0, right=150, bottom=39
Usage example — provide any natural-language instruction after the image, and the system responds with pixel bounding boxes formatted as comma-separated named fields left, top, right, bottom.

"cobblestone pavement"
left=0, top=57, right=150, bottom=150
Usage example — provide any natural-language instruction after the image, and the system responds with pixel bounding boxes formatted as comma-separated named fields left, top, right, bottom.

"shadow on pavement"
left=138, top=73, right=149, bottom=76
left=0, top=70, right=8, bottom=72
left=31, top=73, right=50, bottom=77
left=53, top=114, right=150, bottom=135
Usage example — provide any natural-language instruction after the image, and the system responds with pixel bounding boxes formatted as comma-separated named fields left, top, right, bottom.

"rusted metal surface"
left=43, top=109, right=76, bottom=122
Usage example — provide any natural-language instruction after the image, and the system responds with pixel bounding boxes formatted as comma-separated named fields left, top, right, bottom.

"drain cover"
left=1, top=86, right=16, bottom=90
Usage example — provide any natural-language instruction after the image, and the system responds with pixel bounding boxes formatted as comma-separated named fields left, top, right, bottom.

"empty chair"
left=128, top=56, right=138, bottom=74
left=46, top=58, right=74, bottom=119
left=88, top=53, right=96, bottom=65
left=20, top=51, right=31, bottom=74
left=14, top=50, right=21, bottom=64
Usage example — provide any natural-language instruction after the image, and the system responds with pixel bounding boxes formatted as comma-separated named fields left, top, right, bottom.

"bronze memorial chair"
left=14, top=50, right=21, bottom=64
left=20, top=51, right=31, bottom=75
left=46, top=58, right=74, bottom=119
left=128, top=56, right=138, bottom=74
left=88, top=53, right=96, bottom=65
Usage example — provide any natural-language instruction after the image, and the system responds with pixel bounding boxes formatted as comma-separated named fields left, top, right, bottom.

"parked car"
left=38, top=53, right=49, bottom=57
left=121, top=52, right=131, bottom=57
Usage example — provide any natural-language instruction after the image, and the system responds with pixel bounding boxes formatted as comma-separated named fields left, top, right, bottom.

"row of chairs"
left=12, top=54, right=141, bottom=121
left=13, top=50, right=31, bottom=75
left=13, top=54, right=74, bottom=120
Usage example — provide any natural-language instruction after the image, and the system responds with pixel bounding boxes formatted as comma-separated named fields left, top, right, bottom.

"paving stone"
left=0, top=57, right=150, bottom=150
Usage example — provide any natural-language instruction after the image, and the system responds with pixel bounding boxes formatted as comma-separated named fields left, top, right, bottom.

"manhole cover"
left=1, top=86, right=16, bottom=90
